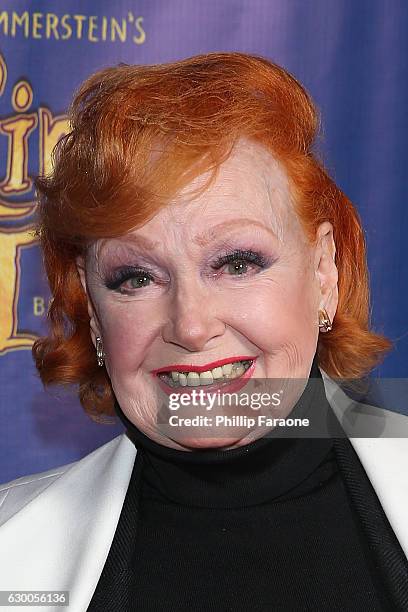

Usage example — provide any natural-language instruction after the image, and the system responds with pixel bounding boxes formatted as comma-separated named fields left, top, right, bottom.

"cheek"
left=225, top=267, right=318, bottom=358
left=96, top=302, right=161, bottom=375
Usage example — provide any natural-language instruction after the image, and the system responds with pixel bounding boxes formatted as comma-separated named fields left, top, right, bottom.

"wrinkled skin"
left=77, top=139, right=338, bottom=450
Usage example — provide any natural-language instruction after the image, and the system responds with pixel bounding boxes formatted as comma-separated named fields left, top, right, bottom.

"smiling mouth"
left=157, top=359, right=254, bottom=389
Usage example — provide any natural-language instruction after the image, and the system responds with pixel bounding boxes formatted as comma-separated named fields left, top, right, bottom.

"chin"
left=171, top=433, right=259, bottom=451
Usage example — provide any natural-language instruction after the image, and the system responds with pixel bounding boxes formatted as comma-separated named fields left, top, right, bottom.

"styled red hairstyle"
left=33, top=52, right=392, bottom=420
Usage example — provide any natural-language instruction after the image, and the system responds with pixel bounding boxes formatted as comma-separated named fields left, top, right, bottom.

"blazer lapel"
left=320, top=368, right=408, bottom=560
left=0, top=433, right=136, bottom=612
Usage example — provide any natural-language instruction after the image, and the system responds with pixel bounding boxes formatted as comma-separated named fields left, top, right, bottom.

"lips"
left=151, top=356, right=257, bottom=375
left=155, top=358, right=257, bottom=397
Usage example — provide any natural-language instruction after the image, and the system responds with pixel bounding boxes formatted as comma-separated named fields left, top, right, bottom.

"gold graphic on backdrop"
left=0, top=80, right=37, bottom=194
left=0, top=54, right=6, bottom=96
left=0, top=227, right=38, bottom=354
left=38, top=108, right=68, bottom=177
left=0, top=11, right=146, bottom=45
left=0, top=52, right=68, bottom=355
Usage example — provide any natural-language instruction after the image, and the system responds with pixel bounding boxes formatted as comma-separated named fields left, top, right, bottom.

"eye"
left=105, top=266, right=154, bottom=293
left=211, top=249, right=268, bottom=277
left=226, top=259, right=251, bottom=275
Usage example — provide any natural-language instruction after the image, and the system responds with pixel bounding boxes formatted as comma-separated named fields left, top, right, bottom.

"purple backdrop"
left=1, top=0, right=407, bottom=482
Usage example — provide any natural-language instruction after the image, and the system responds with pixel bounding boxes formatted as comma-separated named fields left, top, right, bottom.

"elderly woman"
left=0, top=52, right=407, bottom=612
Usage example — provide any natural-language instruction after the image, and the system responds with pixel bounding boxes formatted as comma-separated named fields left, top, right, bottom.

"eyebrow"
left=191, top=219, right=278, bottom=247
left=99, top=234, right=159, bottom=253
left=100, top=218, right=278, bottom=253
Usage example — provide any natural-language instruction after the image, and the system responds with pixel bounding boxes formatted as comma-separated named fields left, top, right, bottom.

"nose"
left=161, top=280, right=226, bottom=352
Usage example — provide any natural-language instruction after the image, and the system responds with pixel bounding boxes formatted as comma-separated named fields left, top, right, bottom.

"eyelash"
left=211, top=249, right=268, bottom=273
left=105, top=266, right=153, bottom=292
left=105, top=249, right=269, bottom=294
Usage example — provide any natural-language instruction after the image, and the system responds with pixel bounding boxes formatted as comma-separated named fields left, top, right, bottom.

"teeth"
left=222, top=363, right=233, bottom=376
left=179, top=373, right=187, bottom=386
left=212, top=367, right=223, bottom=379
left=199, top=370, right=214, bottom=385
left=232, top=363, right=245, bottom=377
left=187, top=372, right=201, bottom=386
left=159, top=360, right=253, bottom=388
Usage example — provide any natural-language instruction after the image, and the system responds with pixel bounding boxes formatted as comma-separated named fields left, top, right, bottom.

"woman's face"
left=77, top=139, right=338, bottom=450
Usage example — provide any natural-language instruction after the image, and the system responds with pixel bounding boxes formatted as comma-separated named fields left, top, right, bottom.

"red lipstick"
left=155, top=358, right=257, bottom=397
left=151, top=356, right=257, bottom=375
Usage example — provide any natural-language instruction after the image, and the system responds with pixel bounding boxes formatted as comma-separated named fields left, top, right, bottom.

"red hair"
left=33, top=52, right=392, bottom=420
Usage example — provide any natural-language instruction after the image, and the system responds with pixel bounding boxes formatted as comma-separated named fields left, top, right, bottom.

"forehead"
left=94, top=139, right=304, bottom=259
left=166, top=139, right=294, bottom=240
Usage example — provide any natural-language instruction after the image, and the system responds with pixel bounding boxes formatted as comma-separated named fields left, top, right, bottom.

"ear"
left=314, top=221, right=338, bottom=325
left=75, top=255, right=102, bottom=348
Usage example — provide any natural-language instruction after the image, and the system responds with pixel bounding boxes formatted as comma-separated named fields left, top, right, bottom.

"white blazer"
left=1, top=369, right=408, bottom=612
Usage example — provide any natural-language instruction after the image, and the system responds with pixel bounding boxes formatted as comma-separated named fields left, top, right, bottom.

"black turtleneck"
left=87, top=356, right=408, bottom=611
